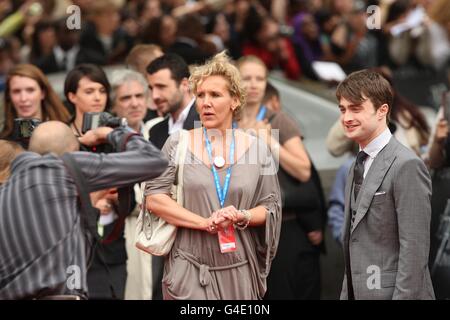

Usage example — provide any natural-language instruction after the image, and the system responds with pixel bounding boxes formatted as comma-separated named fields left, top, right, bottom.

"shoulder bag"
left=135, top=130, right=189, bottom=256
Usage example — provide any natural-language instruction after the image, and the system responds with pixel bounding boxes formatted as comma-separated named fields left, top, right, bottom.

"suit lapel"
left=149, top=118, right=169, bottom=150
left=343, top=161, right=355, bottom=245
left=350, top=138, right=399, bottom=234
left=183, top=102, right=200, bottom=130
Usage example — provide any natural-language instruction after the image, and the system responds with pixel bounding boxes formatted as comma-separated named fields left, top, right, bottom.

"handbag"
left=135, top=130, right=189, bottom=256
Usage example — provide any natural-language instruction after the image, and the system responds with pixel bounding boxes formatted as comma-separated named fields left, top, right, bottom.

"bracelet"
left=235, top=209, right=252, bottom=230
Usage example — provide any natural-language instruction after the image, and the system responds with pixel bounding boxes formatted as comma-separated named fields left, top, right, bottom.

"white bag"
left=135, top=130, right=189, bottom=256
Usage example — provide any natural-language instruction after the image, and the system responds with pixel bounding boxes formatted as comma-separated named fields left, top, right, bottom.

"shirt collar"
left=361, top=127, right=392, bottom=159
left=176, top=37, right=198, bottom=47
left=138, top=121, right=146, bottom=135
left=10, top=152, right=40, bottom=173
left=168, top=97, right=195, bottom=130
left=53, top=46, right=64, bottom=63
left=53, top=46, right=79, bottom=65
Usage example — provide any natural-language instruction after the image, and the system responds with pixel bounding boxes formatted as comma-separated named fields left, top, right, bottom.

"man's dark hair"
left=263, top=81, right=280, bottom=103
left=146, top=53, right=190, bottom=85
left=336, top=69, right=393, bottom=124
left=64, top=64, right=111, bottom=111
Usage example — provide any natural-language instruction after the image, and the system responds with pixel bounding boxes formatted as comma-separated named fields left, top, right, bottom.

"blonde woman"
left=144, top=52, right=281, bottom=300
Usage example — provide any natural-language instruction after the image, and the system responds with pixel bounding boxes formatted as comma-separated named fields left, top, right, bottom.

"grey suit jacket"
left=340, top=137, right=435, bottom=300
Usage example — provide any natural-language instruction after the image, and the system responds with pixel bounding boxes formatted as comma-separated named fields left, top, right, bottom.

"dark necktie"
left=353, top=150, right=368, bottom=200
left=351, top=151, right=368, bottom=228
left=61, top=53, right=68, bottom=71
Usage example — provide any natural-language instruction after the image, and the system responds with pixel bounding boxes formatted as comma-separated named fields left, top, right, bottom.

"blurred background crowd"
left=1, top=0, right=450, bottom=299
left=0, top=0, right=448, bottom=88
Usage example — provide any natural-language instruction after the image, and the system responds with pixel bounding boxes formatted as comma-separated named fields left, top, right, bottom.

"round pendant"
left=213, top=156, right=225, bottom=168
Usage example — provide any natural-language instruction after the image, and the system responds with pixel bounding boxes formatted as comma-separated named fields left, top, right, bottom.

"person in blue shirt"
left=327, top=157, right=355, bottom=246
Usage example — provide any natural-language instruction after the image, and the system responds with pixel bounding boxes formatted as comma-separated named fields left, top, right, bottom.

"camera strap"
left=100, top=132, right=141, bottom=245
left=61, top=153, right=118, bottom=299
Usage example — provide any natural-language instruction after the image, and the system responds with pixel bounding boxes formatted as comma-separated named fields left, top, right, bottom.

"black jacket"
left=149, top=104, right=199, bottom=150
left=36, top=48, right=104, bottom=74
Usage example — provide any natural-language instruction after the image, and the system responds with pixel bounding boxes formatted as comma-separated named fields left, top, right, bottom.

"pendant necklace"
left=213, top=155, right=225, bottom=168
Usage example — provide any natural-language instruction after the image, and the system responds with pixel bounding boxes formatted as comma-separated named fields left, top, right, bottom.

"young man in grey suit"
left=337, top=70, right=435, bottom=300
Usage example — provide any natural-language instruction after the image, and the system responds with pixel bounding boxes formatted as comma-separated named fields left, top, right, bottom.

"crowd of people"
left=0, top=0, right=450, bottom=300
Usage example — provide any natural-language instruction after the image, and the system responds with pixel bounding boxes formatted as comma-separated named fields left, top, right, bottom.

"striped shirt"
left=0, top=128, right=167, bottom=299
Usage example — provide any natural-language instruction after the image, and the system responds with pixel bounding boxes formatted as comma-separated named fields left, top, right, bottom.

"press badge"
left=218, top=225, right=237, bottom=253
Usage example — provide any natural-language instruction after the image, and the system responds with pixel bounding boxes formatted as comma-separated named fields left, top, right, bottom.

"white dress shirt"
left=361, top=127, right=392, bottom=178
left=168, top=98, right=195, bottom=135
left=53, top=45, right=79, bottom=71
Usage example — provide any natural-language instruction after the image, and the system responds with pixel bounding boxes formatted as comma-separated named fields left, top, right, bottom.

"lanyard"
left=233, top=105, right=266, bottom=128
left=204, top=127, right=235, bottom=208
left=256, top=105, right=267, bottom=121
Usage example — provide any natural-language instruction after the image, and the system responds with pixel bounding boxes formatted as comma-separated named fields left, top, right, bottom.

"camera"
left=13, top=118, right=42, bottom=139
left=279, top=24, right=294, bottom=37
left=79, top=112, right=134, bottom=234
left=81, top=112, right=127, bottom=135
left=12, top=118, right=42, bottom=148
left=80, top=112, right=127, bottom=154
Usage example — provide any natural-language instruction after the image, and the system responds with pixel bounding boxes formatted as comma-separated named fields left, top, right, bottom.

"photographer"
left=64, top=64, right=130, bottom=298
left=0, top=121, right=167, bottom=299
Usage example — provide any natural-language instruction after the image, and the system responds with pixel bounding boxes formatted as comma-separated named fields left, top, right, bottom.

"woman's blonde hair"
left=0, top=140, right=23, bottom=184
left=428, top=0, right=450, bottom=27
left=235, top=55, right=268, bottom=78
left=190, top=51, right=246, bottom=121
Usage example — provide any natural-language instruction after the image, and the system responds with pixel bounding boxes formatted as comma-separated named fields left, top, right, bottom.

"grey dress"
left=145, top=130, right=282, bottom=300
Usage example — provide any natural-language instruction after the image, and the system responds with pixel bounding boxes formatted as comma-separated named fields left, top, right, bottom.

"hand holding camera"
left=79, top=112, right=127, bottom=153
left=78, top=127, right=114, bottom=147
left=81, top=112, right=127, bottom=135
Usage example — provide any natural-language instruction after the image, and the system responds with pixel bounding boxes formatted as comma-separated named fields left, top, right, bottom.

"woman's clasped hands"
left=206, top=205, right=243, bottom=234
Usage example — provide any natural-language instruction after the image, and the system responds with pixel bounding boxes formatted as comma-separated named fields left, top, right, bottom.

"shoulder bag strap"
left=175, top=129, right=189, bottom=204
left=61, top=153, right=118, bottom=299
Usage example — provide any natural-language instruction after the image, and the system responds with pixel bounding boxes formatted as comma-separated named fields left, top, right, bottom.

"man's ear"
left=378, top=103, right=389, bottom=119
left=180, top=78, right=190, bottom=93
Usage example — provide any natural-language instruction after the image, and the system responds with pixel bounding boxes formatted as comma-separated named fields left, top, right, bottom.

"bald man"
left=0, top=122, right=167, bottom=299
left=29, top=121, right=80, bottom=156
